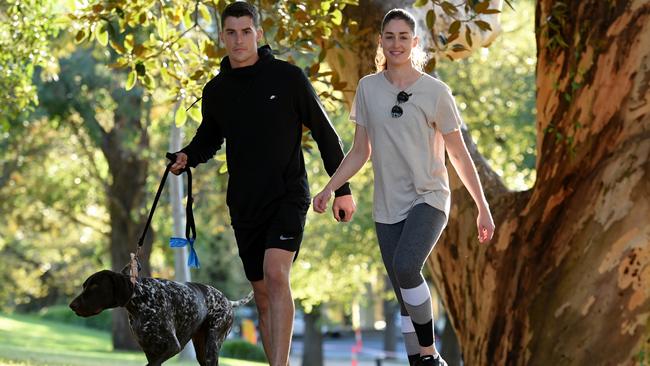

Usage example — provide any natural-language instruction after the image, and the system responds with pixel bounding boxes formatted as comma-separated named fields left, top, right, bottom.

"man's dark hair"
left=221, top=1, right=260, bottom=28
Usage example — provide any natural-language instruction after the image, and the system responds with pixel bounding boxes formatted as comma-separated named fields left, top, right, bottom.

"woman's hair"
left=375, top=8, right=427, bottom=72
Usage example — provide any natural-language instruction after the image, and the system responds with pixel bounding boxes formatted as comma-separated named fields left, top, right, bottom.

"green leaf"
left=190, top=70, right=204, bottom=80
left=414, top=0, right=429, bottom=7
left=96, top=23, right=108, bottom=46
left=426, top=10, right=436, bottom=30
left=75, top=30, right=87, bottom=44
left=124, top=34, right=134, bottom=51
left=331, top=9, right=342, bottom=26
left=143, top=74, right=156, bottom=89
left=175, top=105, right=187, bottom=127
left=198, top=4, right=212, bottom=24
left=135, top=62, right=146, bottom=76
left=218, top=161, right=228, bottom=174
left=188, top=103, right=202, bottom=122
left=125, top=70, right=137, bottom=90
left=156, top=18, right=168, bottom=39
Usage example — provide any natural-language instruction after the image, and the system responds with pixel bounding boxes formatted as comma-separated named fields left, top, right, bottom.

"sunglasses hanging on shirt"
left=391, top=91, right=412, bottom=118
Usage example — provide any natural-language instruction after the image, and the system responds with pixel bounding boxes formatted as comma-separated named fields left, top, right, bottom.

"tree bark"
left=302, top=306, right=324, bottom=366
left=104, top=89, right=152, bottom=350
left=427, top=2, right=650, bottom=365
left=333, top=1, right=650, bottom=364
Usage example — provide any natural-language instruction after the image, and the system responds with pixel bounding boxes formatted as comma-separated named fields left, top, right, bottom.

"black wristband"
left=334, top=182, right=351, bottom=197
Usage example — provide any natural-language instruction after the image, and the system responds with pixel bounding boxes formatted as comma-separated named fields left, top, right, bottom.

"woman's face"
left=381, top=19, right=418, bottom=68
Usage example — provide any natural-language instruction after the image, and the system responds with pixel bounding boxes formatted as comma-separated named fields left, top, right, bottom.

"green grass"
left=0, top=313, right=265, bottom=366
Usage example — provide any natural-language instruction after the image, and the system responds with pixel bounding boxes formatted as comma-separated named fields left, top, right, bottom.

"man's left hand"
left=332, top=195, right=356, bottom=222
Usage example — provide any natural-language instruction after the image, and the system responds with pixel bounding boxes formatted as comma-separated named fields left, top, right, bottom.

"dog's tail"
left=231, top=290, right=254, bottom=308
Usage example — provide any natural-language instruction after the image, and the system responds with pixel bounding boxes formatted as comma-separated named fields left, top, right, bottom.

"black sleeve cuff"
left=179, top=148, right=199, bottom=168
left=334, top=182, right=351, bottom=197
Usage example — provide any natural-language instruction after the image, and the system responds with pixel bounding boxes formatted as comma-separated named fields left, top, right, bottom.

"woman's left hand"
left=477, top=208, right=495, bottom=244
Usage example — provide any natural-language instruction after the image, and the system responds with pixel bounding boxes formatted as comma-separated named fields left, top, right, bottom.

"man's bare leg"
left=263, top=248, right=295, bottom=366
left=251, top=280, right=272, bottom=362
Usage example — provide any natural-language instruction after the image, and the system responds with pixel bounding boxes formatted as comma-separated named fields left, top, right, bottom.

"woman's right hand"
left=170, top=152, right=188, bottom=175
left=313, top=187, right=333, bottom=214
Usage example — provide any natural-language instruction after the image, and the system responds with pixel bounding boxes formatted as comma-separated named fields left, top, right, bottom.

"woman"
left=313, top=8, right=495, bottom=366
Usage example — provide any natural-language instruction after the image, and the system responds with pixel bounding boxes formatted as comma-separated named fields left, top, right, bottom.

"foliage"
left=435, top=0, right=537, bottom=189
left=414, top=0, right=508, bottom=69
left=292, top=112, right=384, bottom=314
left=220, top=339, right=267, bottom=362
left=0, top=0, right=62, bottom=126
left=0, top=0, right=539, bottom=319
left=0, top=118, right=108, bottom=311
left=69, top=0, right=359, bottom=125
left=38, top=305, right=111, bottom=331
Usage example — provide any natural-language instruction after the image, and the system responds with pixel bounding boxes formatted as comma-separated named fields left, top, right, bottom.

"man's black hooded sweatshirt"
left=182, top=45, right=351, bottom=229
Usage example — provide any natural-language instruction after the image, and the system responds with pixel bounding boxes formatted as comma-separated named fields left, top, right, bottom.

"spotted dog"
left=69, top=270, right=253, bottom=366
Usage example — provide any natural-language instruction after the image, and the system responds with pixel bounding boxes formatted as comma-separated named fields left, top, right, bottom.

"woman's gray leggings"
left=375, top=203, right=447, bottom=362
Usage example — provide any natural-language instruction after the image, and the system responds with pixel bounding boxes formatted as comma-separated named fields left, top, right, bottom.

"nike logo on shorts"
left=279, top=235, right=294, bottom=240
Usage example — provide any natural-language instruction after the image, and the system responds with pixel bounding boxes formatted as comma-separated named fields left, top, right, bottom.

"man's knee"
left=263, top=265, right=290, bottom=290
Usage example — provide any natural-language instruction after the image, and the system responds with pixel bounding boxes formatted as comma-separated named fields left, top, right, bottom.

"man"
left=169, top=2, right=355, bottom=365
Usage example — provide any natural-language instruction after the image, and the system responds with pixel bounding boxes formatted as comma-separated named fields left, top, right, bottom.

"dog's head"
left=69, top=270, right=133, bottom=317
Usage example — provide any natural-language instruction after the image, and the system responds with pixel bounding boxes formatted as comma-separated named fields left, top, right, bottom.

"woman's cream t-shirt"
left=350, top=71, right=463, bottom=224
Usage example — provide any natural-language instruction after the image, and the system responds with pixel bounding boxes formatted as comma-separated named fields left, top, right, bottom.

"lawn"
left=0, top=313, right=265, bottom=366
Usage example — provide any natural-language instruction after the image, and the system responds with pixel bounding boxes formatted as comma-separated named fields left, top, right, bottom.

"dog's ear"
left=110, top=271, right=134, bottom=307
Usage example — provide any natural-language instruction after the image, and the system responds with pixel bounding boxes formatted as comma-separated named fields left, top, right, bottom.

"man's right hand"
left=170, top=152, right=188, bottom=175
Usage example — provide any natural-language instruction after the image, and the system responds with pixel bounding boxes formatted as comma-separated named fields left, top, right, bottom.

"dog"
left=69, top=270, right=253, bottom=366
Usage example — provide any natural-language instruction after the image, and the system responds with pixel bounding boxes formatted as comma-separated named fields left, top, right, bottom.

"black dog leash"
left=129, top=153, right=197, bottom=284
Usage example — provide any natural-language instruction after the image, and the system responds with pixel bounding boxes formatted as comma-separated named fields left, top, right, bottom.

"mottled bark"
left=429, top=1, right=650, bottom=365
left=103, top=90, right=152, bottom=350
left=333, top=1, right=650, bottom=365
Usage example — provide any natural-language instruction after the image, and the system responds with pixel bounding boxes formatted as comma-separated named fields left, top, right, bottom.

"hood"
left=219, top=45, right=274, bottom=77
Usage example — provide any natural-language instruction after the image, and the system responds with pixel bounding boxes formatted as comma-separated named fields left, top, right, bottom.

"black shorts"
left=233, top=200, right=309, bottom=282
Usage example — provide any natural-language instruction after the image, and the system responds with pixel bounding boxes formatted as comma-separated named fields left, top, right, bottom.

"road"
left=289, top=333, right=409, bottom=366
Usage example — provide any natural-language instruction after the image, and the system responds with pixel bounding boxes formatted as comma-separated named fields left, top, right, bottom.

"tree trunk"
left=383, top=277, right=399, bottom=358
left=426, top=2, right=650, bottom=365
left=302, top=306, right=324, bottom=366
left=104, top=89, right=152, bottom=350
left=333, top=1, right=650, bottom=365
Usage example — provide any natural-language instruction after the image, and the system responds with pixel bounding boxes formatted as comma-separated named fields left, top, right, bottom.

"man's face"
left=220, top=15, right=263, bottom=68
